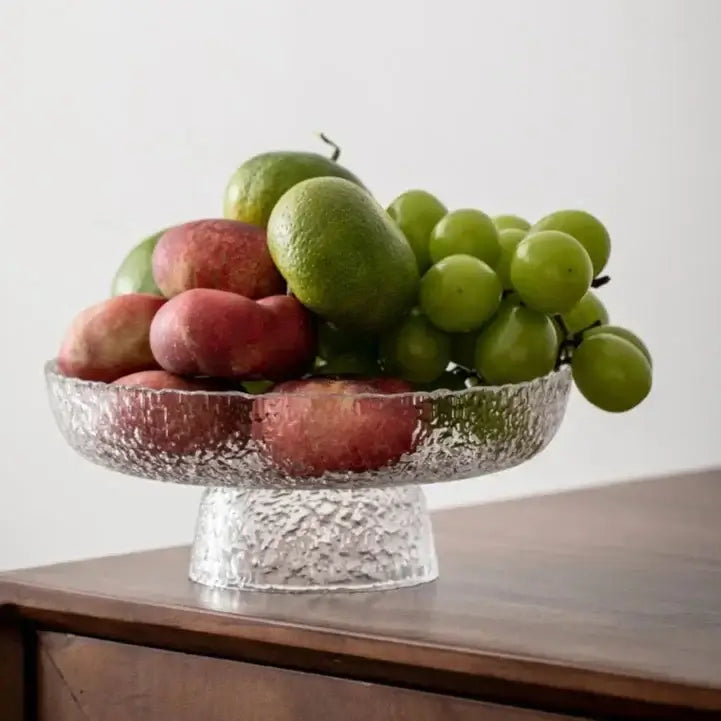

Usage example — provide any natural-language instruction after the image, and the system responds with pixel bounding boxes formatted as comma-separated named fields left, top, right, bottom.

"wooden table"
left=1, top=469, right=720, bottom=720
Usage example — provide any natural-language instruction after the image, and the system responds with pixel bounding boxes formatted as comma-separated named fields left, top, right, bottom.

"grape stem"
left=591, top=275, right=611, bottom=289
left=553, top=315, right=570, bottom=370
left=318, top=133, right=341, bottom=161
left=553, top=317, right=604, bottom=369
left=579, top=319, right=603, bottom=335
left=554, top=315, right=569, bottom=341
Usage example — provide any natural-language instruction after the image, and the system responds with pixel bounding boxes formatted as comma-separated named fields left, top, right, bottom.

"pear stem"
left=591, top=275, right=611, bottom=289
left=318, top=133, right=341, bottom=162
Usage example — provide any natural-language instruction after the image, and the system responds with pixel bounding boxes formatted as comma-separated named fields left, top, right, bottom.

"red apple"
left=109, top=370, right=248, bottom=454
left=152, top=219, right=285, bottom=298
left=149, top=289, right=316, bottom=380
left=254, top=377, right=419, bottom=477
left=58, top=294, right=165, bottom=382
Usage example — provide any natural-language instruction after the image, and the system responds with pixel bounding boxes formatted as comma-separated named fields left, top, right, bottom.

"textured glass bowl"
left=45, top=361, right=571, bottom=592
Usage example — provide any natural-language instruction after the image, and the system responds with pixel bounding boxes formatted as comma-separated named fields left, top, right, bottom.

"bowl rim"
left=44, top=359, right=571, bottom=401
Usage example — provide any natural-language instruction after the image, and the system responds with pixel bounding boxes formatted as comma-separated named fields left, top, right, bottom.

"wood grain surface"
left=36, top=631, right=581, bottom=721
left=0, top=619, right=25, bottom=721
left=2, top=469, right=720, bottom=720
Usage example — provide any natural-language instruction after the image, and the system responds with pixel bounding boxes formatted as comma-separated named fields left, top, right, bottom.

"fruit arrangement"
left=55, top=135, right=652, bottom=476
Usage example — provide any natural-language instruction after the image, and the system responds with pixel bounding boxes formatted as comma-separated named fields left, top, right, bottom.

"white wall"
left=2, top=0, right=719, bottom=571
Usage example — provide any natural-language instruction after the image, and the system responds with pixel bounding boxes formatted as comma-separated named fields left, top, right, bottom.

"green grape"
left=475, top=305, right=557, bottom=384
left=318, top=320, right=375, bottom=360
left=583, top=325, right=652, bottom=367
left=500, top=291, right=522, bottom=310
left=387, top=190, right=447, bottom=273
left=510, top=230, right=593, bottom=314
left=561, top=290, right=609, bottom=335
left=420, top=254, right=502, bottom=333
left=379, top=308, right=451, bottom=383
left=531, top=209, right=610, bottom=276
left=492, top=214, right=531, bottom=232
left=450, top=331, right=480, bottom=369
left=242, top=379, right=275, bottom=394
left=572, top=334, right=652, bottom=412
left=429, top=209, right=500, bottom=267
left=413, top=366, right=470, bottom=392
left=314, top=351, right=381, bottom=377
left=316, top=321, right=380, bottom=376
left=494, top=228, right=527, bottom=290
left=318, top=321, right=352, bottom=357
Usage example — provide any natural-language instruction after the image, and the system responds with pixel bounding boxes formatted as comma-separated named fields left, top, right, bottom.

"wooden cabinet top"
left=2, top=469, right=720, bottom=719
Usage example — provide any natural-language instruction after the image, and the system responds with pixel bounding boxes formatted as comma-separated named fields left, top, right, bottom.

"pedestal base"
left=189, top=485, right=438, bottom=592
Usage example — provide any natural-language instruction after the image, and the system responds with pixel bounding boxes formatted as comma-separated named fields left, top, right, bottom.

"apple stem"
left=319, top=133, right=341, bottom=162
left=591, top=275, right=611, bottom=289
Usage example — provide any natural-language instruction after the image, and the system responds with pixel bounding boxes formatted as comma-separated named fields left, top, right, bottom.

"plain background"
left=1, top=0, right=719, bottom=571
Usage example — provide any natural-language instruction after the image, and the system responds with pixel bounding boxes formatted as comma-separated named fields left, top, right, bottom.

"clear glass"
left=45, top=361, right=571, bottom=592
left=190, top=485, right=438, bottom=592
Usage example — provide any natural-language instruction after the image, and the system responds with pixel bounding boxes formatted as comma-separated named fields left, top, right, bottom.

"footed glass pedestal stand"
left=190, top=485, right=437, bottom=592
left=45, top=361, right=571, bottom=593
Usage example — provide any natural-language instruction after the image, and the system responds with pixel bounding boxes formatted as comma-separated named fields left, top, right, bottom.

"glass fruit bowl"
left=45, top=361, right=571, bottom=592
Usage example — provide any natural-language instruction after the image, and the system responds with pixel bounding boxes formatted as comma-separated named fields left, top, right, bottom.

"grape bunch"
left=317, top=192, right=652, bottom=413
